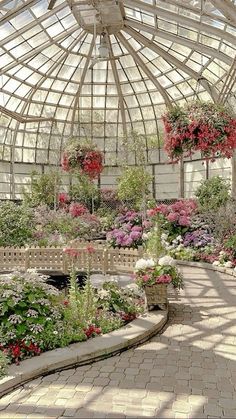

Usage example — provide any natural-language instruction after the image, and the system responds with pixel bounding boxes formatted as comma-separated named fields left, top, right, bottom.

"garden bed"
left=0, top=309, right=168, bottom=397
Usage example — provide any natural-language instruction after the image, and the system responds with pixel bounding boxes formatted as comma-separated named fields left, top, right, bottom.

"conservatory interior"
left=1, top=0, right=236, bottom=418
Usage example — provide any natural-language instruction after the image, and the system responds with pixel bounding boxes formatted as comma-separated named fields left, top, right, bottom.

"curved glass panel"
left=0, top=0, right=236, bottom=164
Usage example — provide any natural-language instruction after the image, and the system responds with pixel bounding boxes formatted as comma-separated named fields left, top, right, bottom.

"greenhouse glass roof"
left=0, top=0, right=236, bottom=165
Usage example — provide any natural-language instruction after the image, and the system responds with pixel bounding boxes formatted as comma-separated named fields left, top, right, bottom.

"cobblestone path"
left=1, top=265, right=236, bottom=418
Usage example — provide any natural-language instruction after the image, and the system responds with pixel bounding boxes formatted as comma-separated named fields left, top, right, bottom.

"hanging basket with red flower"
left=162, top=102, right=236, bottom=162
left=61, top=138, right=103, bottom=179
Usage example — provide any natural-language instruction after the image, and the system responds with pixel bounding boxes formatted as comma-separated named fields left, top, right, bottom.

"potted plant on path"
left=134, top=255, right=183, bottom=310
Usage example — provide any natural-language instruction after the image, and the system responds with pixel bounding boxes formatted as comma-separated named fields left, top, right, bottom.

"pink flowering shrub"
left=69, top=202, right=88, bottom=217
left=147, top=199, right=197, bottom=228
left=58, top=192, right=70, bottom=204
left=106, top=211, right=145, bottom=248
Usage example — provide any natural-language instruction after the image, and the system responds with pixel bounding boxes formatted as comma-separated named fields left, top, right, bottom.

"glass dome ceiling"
left=0, top=0, right=236, bottom=165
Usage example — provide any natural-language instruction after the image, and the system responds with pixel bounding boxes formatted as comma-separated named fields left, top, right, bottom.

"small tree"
left=23, top=170, right=61, bottom=208
left=118, top=131, right=154, bottom=213
left=70, top=172, right=99, bottom=213
left=117, top=167, right=152, bottom=210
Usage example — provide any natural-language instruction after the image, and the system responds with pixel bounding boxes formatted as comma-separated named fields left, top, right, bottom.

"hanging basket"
left=144, top=283, right=168, bottom=309
left=61, top=138, right=103, bottom=179
left=162, top=101, right=236, bottom=162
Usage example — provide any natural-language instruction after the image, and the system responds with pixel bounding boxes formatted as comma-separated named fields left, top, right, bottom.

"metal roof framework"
left=0, top=0, right=236, bottom=164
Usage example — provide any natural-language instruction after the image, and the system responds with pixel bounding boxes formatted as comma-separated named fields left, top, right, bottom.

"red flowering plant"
left=163, top=102, right=236, bottom=162
left=61, top=138, right=103, bottom=179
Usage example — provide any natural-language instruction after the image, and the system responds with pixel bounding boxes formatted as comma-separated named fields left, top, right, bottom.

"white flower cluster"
left=26, top=309, right=38, bottom=318
left=212, top=251, right=234, bottom=269
left=161, top=233, right=184, bottom=252
left=158, top=255, right=176, bottom=267
left=134, top=258, right=155, bottom=271
left=8, top=314, right=23, bottom=324
left=97, top=289, right=110, bottom=299
left=142, top=232, right=152, bottom=241
left=213, top=260, right=233, bottom=268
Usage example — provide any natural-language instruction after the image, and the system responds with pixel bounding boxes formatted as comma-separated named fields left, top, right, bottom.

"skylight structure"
left=0, top=0, right=236, bottom=167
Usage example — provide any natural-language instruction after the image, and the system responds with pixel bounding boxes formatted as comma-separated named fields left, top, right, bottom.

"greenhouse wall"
left=0, top=158, right=232, bottom=201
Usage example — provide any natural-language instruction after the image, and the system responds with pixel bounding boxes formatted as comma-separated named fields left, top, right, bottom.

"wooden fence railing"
left=0, top=243, right=144, bottom=275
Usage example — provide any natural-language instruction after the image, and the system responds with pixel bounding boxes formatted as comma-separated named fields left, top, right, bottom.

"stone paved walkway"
left=1, top=265, right=236, bottom=418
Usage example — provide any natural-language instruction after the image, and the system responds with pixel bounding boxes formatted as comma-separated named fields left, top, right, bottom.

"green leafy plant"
left=195, top=176, right=230, bottom=211
left=224, top=234, right=236, bottom=258
left=0, top=271, right=65, bottom=363
left=0, top=202, right=34, bottom=247
left=0, top=351, right=9, bottom=378
left=23, top=170, right=61, bottom=208
left=97, top=280, right=144, bottom=318
left=145, top=217, right=165, bottom=260
left=70, top=172, right=99, bottom=212
left=117, top=167, right=152, bottom=209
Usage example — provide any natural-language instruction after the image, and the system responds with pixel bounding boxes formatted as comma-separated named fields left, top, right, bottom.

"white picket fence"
left=0, top=243, right=144, bottom=275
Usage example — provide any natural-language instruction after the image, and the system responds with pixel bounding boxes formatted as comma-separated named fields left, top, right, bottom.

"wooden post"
left=152, top=164, right=156, bottom=199
left=179, top=157, right=184, bottom=198
left=231, top=151, right=236, bottom=199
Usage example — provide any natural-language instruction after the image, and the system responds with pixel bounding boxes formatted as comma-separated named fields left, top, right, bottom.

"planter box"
left=144, top=283, right=168, bottom=309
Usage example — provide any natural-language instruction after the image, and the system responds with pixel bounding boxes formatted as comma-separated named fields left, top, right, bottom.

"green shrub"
left=70, top=172, right=98, bottom=211
left=23, top=170, right=61, bottom=208
left=0, top=271, right=65, bottom=362
left=195, top=176, right=230, bottom=211
left=0, top=351, right=9, bottom=378
left=0, top=202, right=34, bottom=247
left=224, top=234, right=236, bottom=258
left=117, top=167, right=152, bottom=209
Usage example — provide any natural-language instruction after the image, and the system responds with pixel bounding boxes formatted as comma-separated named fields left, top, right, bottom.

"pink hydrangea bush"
left=106, top=211, right=146, bottom=248
left=147, top=199, right=197, bottom=227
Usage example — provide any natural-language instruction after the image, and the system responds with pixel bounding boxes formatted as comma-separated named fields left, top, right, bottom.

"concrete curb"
left=177, top=259, right=236, bottom=277
left=0, top=310, right=168, bottom=397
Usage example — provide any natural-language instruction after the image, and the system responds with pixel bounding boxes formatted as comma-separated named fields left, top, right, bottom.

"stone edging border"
left=176, top=259, right=236, bottom=278
left=0, top=310, right=168, bottom=398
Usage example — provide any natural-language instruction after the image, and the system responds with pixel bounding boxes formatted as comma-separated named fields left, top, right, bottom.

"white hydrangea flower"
left=134, top=258, right=155, bottom=271
left=161, top=233, right=168, bottom=240
left=224, top=261, right=233, bottom=268
left=212, top=260, right=220, bottom=266
left=98, top=289, right=110, bottom=298
left=176, top=235, right=183, bottom=242
left=219, top=251, right=226, bottom=257
left=158, top=255, right=176, bottom=267
left=142, top=232, right=151, bottom=241
left=109, top=278, right=118, bottom=284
